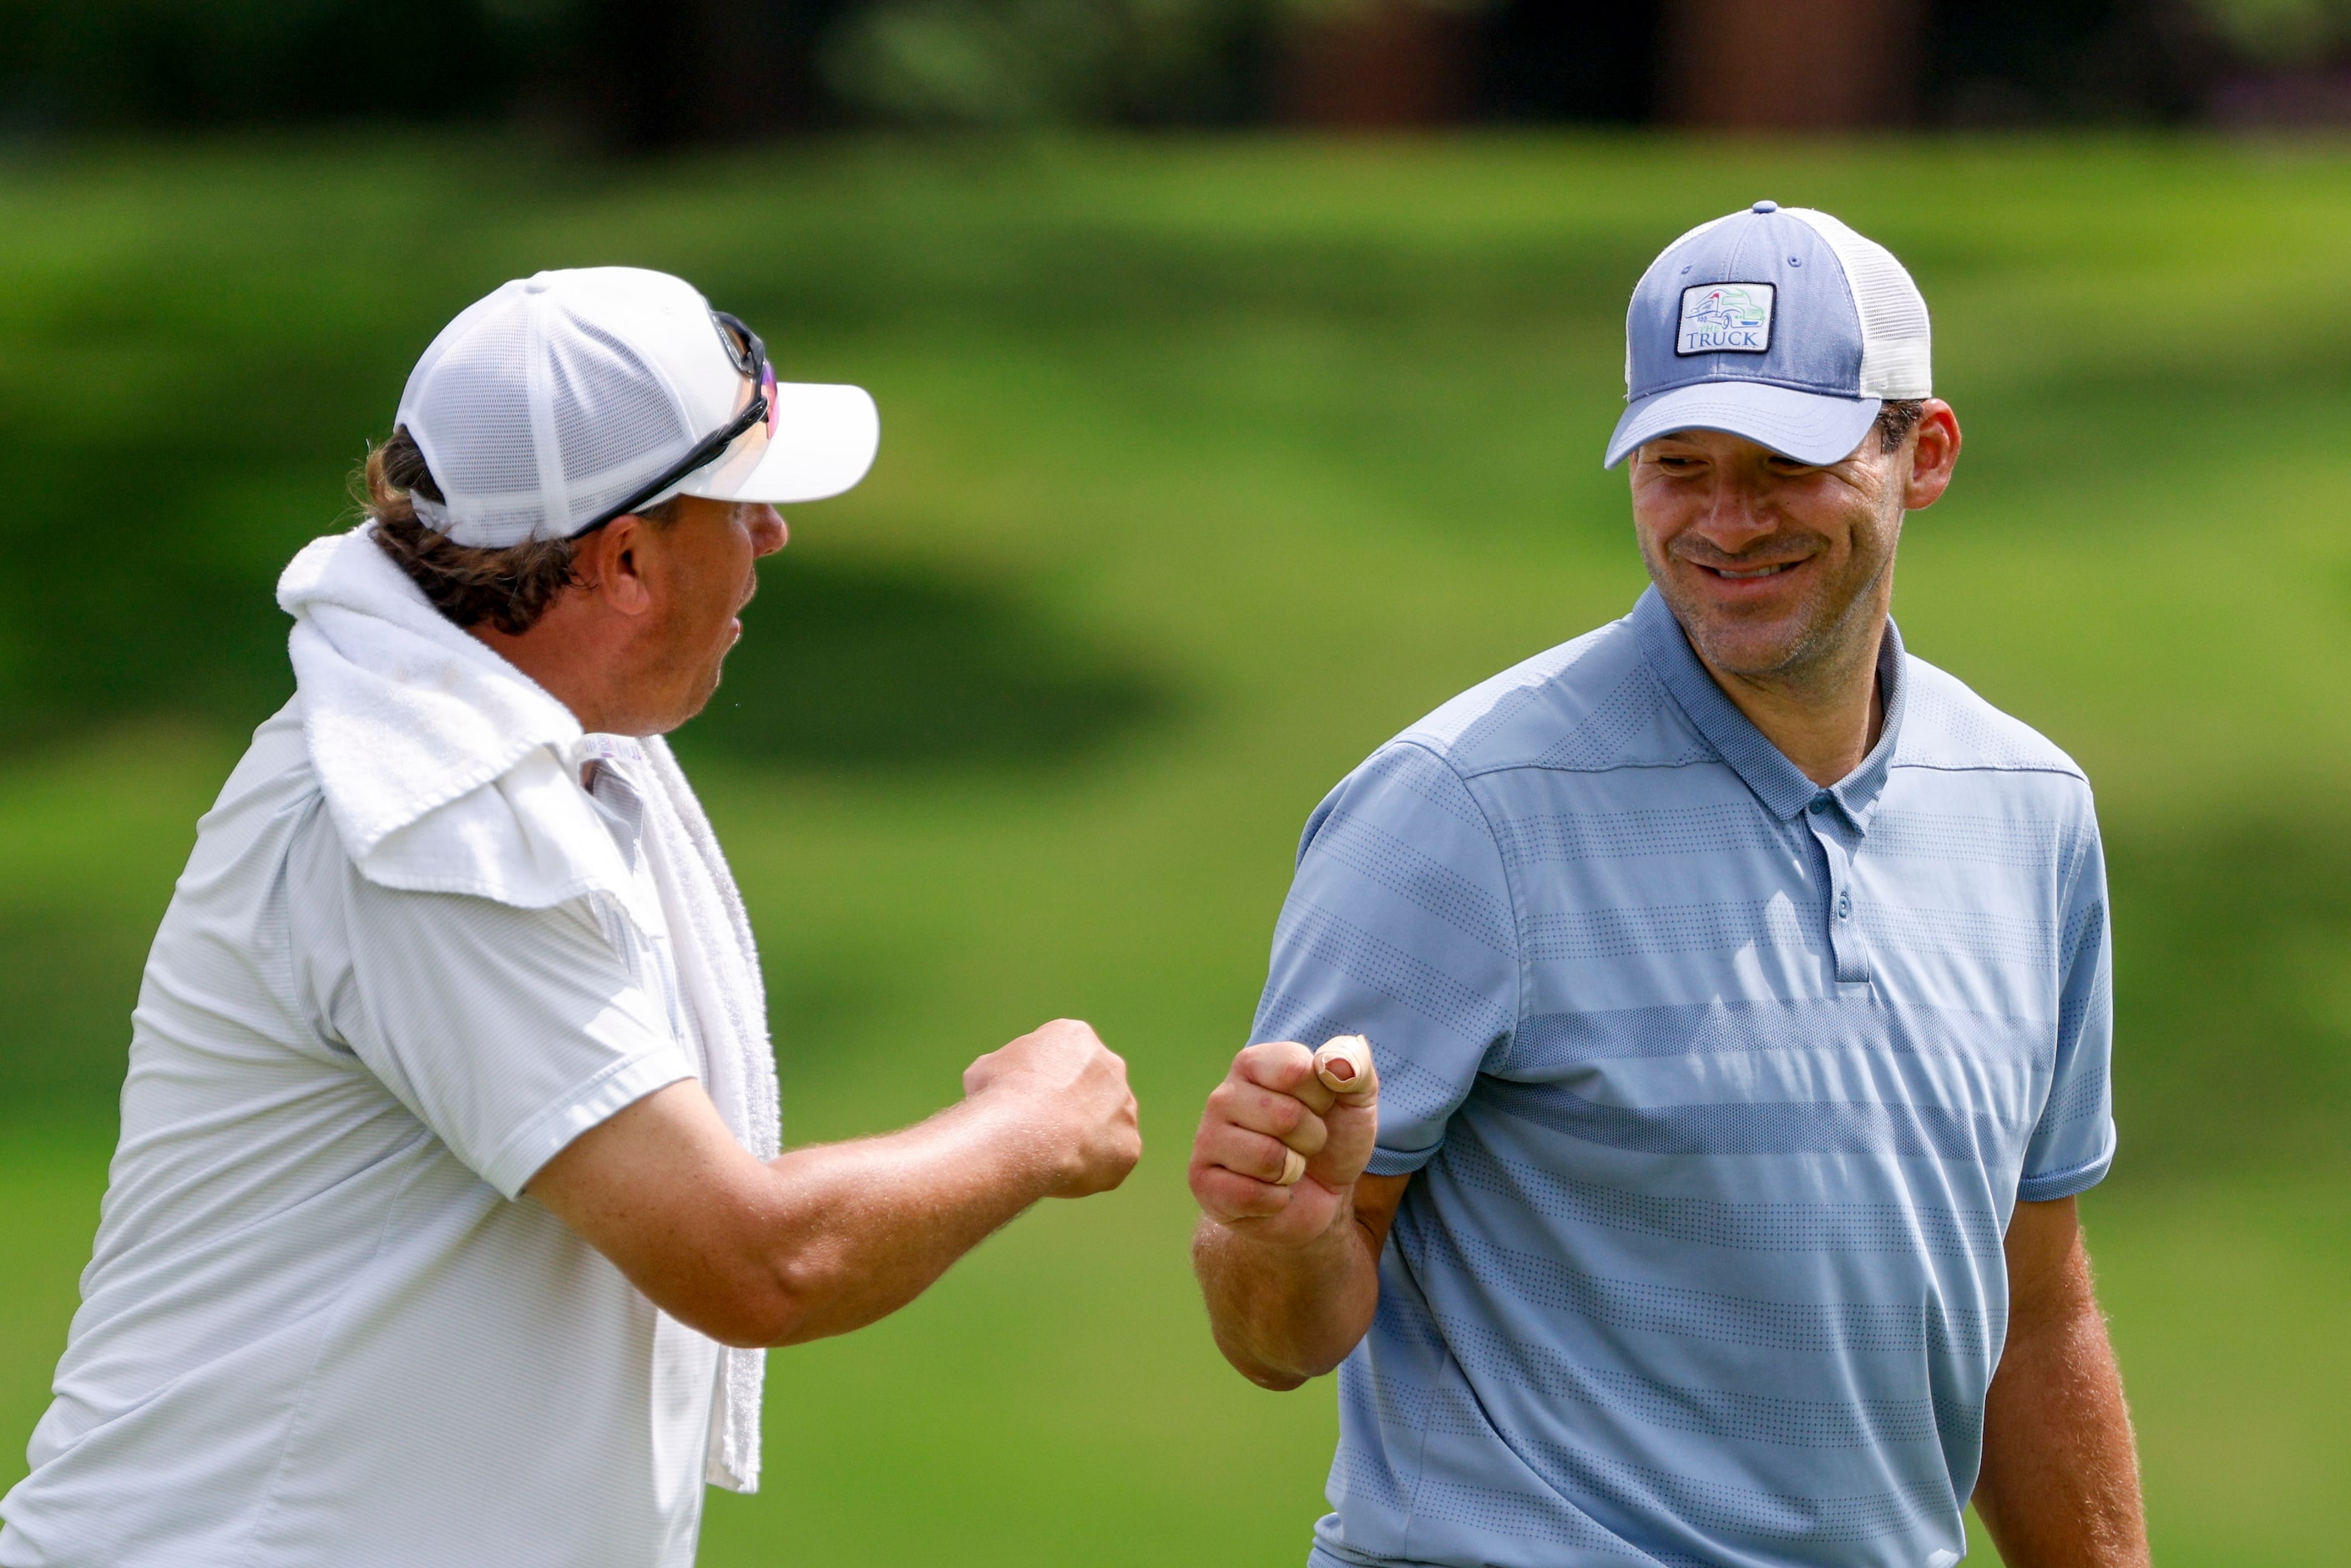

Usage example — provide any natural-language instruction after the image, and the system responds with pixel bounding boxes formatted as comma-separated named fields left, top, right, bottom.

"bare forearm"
left=1192, top=1212, right=1381, bottom=1388
left=534, top=1024, right=1138, bottom=1349
left=752, top=1095, right=1069, bottom=1345
left=1975, top=1296, right=2147, bottom=1567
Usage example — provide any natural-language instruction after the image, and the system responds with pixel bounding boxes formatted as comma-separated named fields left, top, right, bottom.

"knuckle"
left=1193, top=1126, right=1246, bottom=1166
left=1240, top=1040, right=1307, bottom=1077
left=1193, top=1168, right=1269, bottom=1216
left=1223, top=1181, right=1287, bottom=1219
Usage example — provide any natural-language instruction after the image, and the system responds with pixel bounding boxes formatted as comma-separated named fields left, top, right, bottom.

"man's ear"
left=1901, top=400, right=1962, bottom=511
left=577, top=516, right=658, bottom=616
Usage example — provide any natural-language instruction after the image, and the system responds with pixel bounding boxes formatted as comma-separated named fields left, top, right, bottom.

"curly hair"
left=356, top=428, right=673, bottom=636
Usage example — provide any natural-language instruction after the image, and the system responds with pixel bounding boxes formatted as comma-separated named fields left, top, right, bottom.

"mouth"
left=1691, top=555, right=1813, bottom=584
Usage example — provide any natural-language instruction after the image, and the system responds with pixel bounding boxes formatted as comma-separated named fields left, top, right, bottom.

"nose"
left=749, top=505, right=788, bottom=558
left=1691, top=472, right=1776, bottom=552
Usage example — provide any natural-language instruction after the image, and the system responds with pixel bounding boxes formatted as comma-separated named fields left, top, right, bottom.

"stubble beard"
left=654, top=634, right=731, bottom=735
left=627, top=598, right=737, bottom=737
left=1648, top=517, right=1900, bottom=698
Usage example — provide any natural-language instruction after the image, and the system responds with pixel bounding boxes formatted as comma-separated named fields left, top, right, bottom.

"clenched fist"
left=963, top=1018, right=1141, bottom=1198
left=1189, top=1037, right=1381, bottom=1249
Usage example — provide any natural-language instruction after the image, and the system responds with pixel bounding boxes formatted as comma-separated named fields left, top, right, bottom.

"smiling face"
left=1626, top=407, right=1955, bottom=692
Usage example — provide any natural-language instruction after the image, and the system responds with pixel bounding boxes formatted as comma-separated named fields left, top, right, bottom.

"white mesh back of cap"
left=1784, top=208, right=1932, bottom=399
left=397, top=275, right=703, bottom=547
left=543, top=310, right=695, bottom=529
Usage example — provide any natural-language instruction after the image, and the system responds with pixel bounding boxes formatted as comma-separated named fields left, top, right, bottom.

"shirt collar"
left=1631, top=585, right=1907, bottom=828
left=570, top=735, right=650, bottom=873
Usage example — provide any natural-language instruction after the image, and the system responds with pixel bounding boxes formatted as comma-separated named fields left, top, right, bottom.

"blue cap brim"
left=1604, top=382, right=1881, bottom=469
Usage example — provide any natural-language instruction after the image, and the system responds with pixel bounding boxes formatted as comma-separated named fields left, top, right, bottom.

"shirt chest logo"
left=1677, top=282, right=1775, bottom=356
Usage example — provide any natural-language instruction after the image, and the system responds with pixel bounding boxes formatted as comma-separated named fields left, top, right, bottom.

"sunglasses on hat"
left=570, top=309, right=779, bottom=539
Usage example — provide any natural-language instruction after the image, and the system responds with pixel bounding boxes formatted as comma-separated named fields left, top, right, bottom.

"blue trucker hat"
left=1604, top=200, right=1932, bottom=468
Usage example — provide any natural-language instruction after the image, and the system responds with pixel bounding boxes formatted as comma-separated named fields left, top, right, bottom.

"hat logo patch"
left=1677, top=282, right=1774, bottom=356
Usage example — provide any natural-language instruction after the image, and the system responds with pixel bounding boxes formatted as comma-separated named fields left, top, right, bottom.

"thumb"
left=1312, top=1034, right=1378, bottom=1105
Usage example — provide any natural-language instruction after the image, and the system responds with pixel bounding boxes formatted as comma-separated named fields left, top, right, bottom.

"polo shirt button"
left=1838, top=893, right=1853, bottom=918
left=1809, top=795, right=1832, bottom=815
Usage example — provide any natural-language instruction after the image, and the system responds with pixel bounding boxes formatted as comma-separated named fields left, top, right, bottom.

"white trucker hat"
left=1604, top=201, right=1930, bottom=468
left=395, top=266, right=880, bottom=547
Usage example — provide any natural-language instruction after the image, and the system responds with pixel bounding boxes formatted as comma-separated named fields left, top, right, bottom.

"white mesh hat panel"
left=543, top=311, right=696, bottom=529
left=392, top=266, right=879, bottom=548
left=1782, top=208, right=1933, bottom=398
left=396, top=270, right=710, bottom=547
left=402, top=303, right=544, bottom=543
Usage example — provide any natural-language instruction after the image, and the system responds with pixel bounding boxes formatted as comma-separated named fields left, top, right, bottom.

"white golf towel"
left=277, top=524, right=780, bottom=1492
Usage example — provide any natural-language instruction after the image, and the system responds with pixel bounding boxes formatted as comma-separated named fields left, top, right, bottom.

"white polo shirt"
left=0, top=702, right=719, bottom=1567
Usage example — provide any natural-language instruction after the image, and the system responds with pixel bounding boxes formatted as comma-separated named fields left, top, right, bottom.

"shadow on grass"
left=0, top=492, right=1172, bottom=776
left=0, top=480, right=304, bottom=753
left=0, top=539, right=1180, bottom=1115
left=678, top=552, right=1173, bottom=770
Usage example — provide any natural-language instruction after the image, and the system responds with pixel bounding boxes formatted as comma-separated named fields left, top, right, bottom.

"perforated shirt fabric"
left=1261, top=589, right=2115, bottom=1568
left=0, top=706, right=720, bottom=1568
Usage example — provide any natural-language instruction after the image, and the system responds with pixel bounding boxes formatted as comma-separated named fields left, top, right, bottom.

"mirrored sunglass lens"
left=715, top=313, right=756, bottom=376
left=760, top=364, right=780, bottom=438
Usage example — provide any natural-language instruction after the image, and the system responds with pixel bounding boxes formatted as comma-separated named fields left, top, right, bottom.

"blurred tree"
left=2182, top=0, right=2351, bottom=124
left=1469, top=0, right=1662, bottom=124
left=1276, top=0, right=1492, bottom=127
left=0, top=0, right=566, bottom=130
left=2192, top=0, right=2351, bottom=63
left=0, top=0, right=2232, bottom=142
left=820, top=0, right=1272, bottom=124
left=1659, top=0, right=1923, bottom=129
left=573, top=0, right=858, bottom=147
left=1923, top=0, right=2202, bottom=123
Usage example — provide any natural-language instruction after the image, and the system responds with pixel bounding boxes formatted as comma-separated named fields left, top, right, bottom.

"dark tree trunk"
left=1280, top=0, right=1478, bottom=128
left=572, top=0, right=852, bottom=152
left=1661, top=0, right=1923, bottom=129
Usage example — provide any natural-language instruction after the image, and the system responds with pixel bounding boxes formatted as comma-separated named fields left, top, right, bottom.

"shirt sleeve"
left=2017, top=807, right=2116, bottom=1203
left=320, top=861, right=699, bottom=1201
left=1252, top=741, right=1519, bottom=1176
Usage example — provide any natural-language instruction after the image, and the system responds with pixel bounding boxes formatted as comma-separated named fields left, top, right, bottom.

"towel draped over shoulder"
left=277, top=525, right=779, bottom=1493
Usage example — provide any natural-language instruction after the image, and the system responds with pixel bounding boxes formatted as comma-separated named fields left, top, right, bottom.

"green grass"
left=2, top=131, right=2348, bottom=1563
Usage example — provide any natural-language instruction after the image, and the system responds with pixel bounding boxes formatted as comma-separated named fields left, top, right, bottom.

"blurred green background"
left=3, top=133, right=2348, bottom=1566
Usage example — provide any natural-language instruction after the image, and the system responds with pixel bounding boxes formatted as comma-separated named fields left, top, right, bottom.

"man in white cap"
left=0, top=267, right=1140, bottom=1567
left=1188, top=205, right=2149, bottom=1566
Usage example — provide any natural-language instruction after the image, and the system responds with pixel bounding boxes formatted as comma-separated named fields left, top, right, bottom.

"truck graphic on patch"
left=1677, top=281, right=1775, bottom=356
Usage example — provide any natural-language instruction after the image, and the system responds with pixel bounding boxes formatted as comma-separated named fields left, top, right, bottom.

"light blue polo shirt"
left=1255, top=589, right=2115, bottom=1568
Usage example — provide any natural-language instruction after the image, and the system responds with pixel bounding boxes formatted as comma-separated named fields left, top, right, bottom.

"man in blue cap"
left=1186, top=204, right=2150, bottom=1567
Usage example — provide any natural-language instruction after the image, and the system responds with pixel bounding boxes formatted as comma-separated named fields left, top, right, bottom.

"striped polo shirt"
left=1256, top=588, right=2115, bottom=1568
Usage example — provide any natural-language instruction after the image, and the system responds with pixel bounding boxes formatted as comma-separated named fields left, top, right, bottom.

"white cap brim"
left=685, top=382, right=880, bottom=504
left=1605, top=382, right=1879, bottom=469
